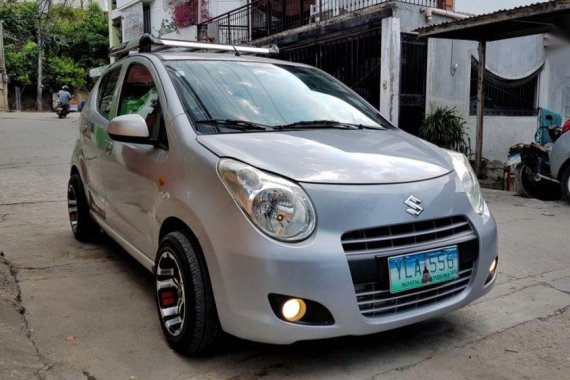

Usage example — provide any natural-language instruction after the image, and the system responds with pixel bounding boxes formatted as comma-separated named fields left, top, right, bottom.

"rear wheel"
left=514, top=164, right=537, bottom=198
left=514, top=164, right=561, bottom=200
left=67, top=173, right=99, bottom=242
left=155, top=232, right=223, bottom=355
left=562, top=166, right=570, bottom=202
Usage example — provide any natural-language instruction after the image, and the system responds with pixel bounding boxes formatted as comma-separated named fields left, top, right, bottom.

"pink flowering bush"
left=167, top=0, right=210, bottom=30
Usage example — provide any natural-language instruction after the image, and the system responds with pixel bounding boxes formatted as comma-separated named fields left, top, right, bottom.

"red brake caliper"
left=159, top=290, right=177, bottom=307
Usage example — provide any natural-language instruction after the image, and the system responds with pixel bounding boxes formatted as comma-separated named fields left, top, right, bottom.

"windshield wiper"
left=274, top=120, right=381, bottom=130
left=196, top=119, right=272, bottom=132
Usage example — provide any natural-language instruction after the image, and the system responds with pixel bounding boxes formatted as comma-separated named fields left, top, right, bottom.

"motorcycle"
left=55, top=102, right=70, bottom=118
left=507, top=108, right=568, bottom=200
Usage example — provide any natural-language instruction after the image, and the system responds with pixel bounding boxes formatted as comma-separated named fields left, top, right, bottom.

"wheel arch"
left=157, top=216, right=229, bottom=317
left=159, top=217, right=199, bottom=248
left=70, top=165, right=80, bottom=177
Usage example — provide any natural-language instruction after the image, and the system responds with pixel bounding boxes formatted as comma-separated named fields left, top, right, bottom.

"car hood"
left=197, top=129, right=453, bottom=184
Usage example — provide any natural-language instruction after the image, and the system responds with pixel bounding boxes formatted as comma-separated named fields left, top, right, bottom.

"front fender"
left=70, top=139, right=88, bottom=180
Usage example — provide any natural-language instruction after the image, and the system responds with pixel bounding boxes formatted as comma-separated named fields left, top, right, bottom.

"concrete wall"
left=424, top=34, right=566, bottom=162
left=380, top=17, right=400, bottom=126
left=209, top=0, right=246, bottom=18
left=392, top=1, right=570, bottom=163
left=541, top=45, right=570, bottom=119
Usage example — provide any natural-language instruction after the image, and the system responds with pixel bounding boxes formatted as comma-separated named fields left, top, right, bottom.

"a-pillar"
left=380, top=17, right=401, bottom=127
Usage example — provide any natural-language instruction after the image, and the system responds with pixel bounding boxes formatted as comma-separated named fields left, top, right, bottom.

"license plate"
left=507, top=153, right=521, bottom=166
left=388, top=246, right=459, bottom=294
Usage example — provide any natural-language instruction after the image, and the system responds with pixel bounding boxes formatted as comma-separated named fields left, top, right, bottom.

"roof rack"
left=109, top=34, right=279, bottom=59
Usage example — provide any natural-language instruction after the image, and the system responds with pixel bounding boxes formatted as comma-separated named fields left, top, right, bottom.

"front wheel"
left=155, top=232, right=223, bottom=355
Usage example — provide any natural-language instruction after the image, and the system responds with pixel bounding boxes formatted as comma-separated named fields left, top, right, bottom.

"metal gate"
left=280, top=27, right=382, bottom=109
left=399, top=33, right=428, bottom=135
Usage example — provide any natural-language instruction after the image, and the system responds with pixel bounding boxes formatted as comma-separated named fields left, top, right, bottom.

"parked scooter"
left=507, top=108, right=568, bottom=200
left=55, top=102, right=70, bottom=118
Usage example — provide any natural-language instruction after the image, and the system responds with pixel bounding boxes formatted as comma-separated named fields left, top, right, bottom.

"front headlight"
left=446, top=151, right=485, bottom=215
left=218, top=159, right=316, bottom=242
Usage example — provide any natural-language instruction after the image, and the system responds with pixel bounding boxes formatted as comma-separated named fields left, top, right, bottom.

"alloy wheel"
left=67, top=184, right=78, bottom=233
left=156, top=251, right=186, bottom=337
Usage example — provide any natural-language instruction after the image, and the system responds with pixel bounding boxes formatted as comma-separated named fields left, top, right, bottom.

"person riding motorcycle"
left=56, top=85, right=72, bottom=118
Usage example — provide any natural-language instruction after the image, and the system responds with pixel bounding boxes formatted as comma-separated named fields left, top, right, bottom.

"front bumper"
left=203, top=173, right=498, bottom=344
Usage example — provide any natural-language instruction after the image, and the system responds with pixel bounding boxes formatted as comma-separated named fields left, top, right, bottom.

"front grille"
left=355, top=266, right=473, bottom=318
left=343, top=216, right=478, bottom=318
left=342, top=216, right=474, bottom=255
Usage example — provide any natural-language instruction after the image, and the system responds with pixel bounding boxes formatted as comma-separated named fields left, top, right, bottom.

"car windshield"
left=166, top=60, right=390, bottom=133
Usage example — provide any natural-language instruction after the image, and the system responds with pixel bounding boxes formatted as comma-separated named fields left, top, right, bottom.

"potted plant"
left=419, top=106, right=469, bottom=155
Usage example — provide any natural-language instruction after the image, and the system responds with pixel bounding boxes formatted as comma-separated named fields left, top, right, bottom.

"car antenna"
left=232, top=46, right=241, bottom=57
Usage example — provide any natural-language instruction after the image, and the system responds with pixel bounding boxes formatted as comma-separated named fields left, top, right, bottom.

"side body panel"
left=102, top=57, right=166, bottom=255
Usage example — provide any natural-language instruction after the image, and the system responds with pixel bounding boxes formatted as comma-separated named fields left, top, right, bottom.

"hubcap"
left=156, top=251, right=186, bottom=337
left=67, top=184, right=78, bottom=233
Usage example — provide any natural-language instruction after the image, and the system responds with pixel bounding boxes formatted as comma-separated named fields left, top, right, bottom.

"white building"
left=426, top=34, right=570, bottom=162
left=108, top=0, right=245, bottom=45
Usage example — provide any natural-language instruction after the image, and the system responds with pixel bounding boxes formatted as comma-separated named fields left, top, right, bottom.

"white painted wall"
left=208, top=0, right=246, bottom=18
left=464, top=116, right=537, bottom=162
left=114, top=0, right=246, bottom=41
left=380, top=17, right=400, bottom=126
left=455, top=0, right=548, bottom=15
left=424, top=35, right=569, bottom=162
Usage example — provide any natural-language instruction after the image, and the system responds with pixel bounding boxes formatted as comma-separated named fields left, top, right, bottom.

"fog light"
left=489, top=258, right=498, bottom=273
left=282, top=298, right=307, bottom=322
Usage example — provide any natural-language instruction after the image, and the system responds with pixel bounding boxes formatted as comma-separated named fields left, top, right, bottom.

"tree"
left=44, top=3, right=109, bottom=91
left=0, top=1, right=38, bottom=88
left=1, top=1, right=108, bottom=105
left=45, top=56, right=86, bottom=90
left=4, top=41, right=38, bottom=87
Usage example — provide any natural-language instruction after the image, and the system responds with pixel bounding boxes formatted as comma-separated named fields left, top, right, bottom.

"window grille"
left=469, top=57, right=541, bottom=117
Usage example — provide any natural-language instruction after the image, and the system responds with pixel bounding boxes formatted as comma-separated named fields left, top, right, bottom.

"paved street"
left=1, top=112, right=570, bottom=380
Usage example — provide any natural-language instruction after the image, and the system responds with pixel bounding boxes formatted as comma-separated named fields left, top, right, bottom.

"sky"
left=454, top=0, right=549, bottom=14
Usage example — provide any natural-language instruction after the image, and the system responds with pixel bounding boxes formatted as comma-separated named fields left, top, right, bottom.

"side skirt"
left=91, top=211, right=155, bottom=272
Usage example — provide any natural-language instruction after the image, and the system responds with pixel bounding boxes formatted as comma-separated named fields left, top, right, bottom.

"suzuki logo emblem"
left=404, top=195, right=424, bottom=217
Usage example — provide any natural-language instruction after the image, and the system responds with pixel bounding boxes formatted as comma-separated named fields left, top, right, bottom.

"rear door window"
left=97, top=68, right=121, bottom=119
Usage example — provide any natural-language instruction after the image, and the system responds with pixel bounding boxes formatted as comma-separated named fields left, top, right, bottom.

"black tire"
left=514, top=164, right=536, bottom=198
left=515, top=164, right=561, bottom=201
left=67, top=173, right=99, bottom=242
left=155, top=231, right=223, bottom=355
left=562, top=166, right=570, bottom=203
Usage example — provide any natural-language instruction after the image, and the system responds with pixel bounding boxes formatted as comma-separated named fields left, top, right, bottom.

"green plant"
left=45, top=56, right=86, bottom=90
left=1, top=2, right=108, bottom=93
left=419, top=106, right=469, bottom=154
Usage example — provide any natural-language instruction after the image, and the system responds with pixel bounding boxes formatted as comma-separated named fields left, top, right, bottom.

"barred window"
left=470, top=57, right=541, bottom=117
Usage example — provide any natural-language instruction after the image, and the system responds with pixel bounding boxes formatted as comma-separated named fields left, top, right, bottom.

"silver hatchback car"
left=68, top=35, right=498, bottom=355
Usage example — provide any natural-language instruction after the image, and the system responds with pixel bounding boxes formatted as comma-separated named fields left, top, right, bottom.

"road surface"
left=1, top=112, right=569, bottom=379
